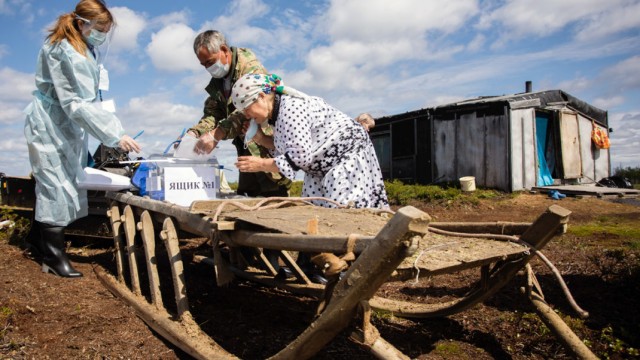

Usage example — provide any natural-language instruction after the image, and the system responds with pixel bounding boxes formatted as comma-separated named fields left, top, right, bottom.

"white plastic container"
left=172, top=135, right=218, bottom=161
left=459, top=176, right=476, bottom=192
left=144, top=155, right=221, bottom=206
left=78, top=167, right=132, bottom=191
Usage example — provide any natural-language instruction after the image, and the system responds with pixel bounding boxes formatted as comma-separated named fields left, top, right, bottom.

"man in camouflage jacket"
left=188, top=30, right=290, bottom=197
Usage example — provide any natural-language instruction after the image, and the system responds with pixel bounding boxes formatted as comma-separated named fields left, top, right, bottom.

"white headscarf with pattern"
left=231, top=73, right=307, bottom=111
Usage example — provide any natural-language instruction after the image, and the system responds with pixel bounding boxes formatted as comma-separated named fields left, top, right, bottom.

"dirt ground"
left=1, top=192, right=639, bottom=359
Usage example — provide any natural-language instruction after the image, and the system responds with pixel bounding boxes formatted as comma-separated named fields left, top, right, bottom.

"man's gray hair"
left=193, top=30, right=228, bottom=54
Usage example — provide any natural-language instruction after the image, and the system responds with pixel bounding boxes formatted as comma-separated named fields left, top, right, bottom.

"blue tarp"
left=536, top=115, right=554, bottom=186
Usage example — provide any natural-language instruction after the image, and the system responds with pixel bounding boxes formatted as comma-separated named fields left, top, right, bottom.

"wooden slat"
left=395, top=232, right=527, bottom=278
left=220, top=205, right=390, bottom=236
left=225, top=230, right=374, bottom=254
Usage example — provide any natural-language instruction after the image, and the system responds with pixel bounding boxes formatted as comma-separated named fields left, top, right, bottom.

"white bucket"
left=459, top=176, right=476, bottom=192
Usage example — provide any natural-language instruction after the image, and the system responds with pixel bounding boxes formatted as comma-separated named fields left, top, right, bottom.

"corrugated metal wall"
left=578, top=113, right=610, bottom=183
left=432, top=108, right=510, bottom=191
left=510, top=108, right=537, bottom=191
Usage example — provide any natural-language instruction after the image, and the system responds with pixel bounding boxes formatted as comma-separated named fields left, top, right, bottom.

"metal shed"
left=369, top=89, right=610, bottom=192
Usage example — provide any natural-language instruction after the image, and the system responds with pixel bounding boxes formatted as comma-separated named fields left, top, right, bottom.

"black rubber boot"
left=25, top=221, right=46, bottom=259
left=39, top=223, right=83, bottom=278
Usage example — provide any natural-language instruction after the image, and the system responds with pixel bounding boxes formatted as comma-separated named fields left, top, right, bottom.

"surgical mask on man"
left=84, top=29, right=108, bottom=47
left=206, top=58, right=230, bottom=78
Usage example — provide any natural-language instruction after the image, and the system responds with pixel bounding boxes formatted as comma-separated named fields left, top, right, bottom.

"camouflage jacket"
left=188, top=47, right=290, bottom=188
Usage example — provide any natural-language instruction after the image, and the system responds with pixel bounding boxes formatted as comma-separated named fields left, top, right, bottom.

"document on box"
left=163, top=167, right=218, bottom=206
left=173, top=135, right=217, bottom=160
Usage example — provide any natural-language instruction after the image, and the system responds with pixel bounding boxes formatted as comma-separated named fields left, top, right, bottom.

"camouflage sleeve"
left=237, top=48, right=267, bottom=76
left=216, top=110, right=249, bottom=139
left=188, top=96, right=225, bottom=137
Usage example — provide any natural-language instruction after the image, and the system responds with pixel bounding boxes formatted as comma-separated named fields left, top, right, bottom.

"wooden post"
left=160, top=217, right=190, bottom=319
left=529, top=292, right=598, bottom=360
left=95, top=267, right=238, bottom=360
left=138, top=210, right=164, bottom=310
left=122, top=205, right=141, bottom=295
left=268, top=206, right=429, bottom=360
left=107, top=202, right=126, bottom=283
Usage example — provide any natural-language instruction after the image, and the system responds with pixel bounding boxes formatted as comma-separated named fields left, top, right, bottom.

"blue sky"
left=1, top=0, right=639, bottom=183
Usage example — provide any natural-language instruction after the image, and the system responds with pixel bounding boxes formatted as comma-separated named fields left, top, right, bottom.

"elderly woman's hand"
left=235, top=156, right=278, bottom=173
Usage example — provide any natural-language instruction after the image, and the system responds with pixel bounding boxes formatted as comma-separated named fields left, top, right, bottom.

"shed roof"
left=434, top=89, right=608, bottom=126
left=373, top=89, right=608, bottom=128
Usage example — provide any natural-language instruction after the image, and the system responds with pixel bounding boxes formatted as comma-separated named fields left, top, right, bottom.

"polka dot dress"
left=272, top=95, right=389, bottom=209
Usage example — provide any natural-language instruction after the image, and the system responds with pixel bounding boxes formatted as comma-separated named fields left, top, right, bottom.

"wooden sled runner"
left=100, top=192, right=597, bottom=359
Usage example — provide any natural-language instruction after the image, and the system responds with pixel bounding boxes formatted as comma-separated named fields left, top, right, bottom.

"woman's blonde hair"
left=47, top=0, right=114, bottom=56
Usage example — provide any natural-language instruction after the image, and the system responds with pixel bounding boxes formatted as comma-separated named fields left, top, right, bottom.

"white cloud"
left=282, top=0, right=478, bottom=100
left=146, top=23, right=199, bottom=72
left=575, top=1, right=640, bottom=41
left=601, top=55, right=640, bottom=90
left=202, top=0, right=269, bottom=39
left=477, top=0, right=630, bottom=41
left=101, top=54, right=130, bottom=75
left=556, top=77, right=592, bottom=93
left=324, top=0, right=478, bottom=42
left=0, top=126, right=30, bottom=177
left=467, top=34, right=486, bottom=52
left=222, top=24, right=272, bottom=51
left=17, top=0, right=32, bottom=25
left=110, top=7, right=147, bottom=53
left=180, top=72, right=210, bottom=98
left=0, top=0, right=36, bottom=25
left=200, top=0, right=313, bottom=61
left=119, top=94, right=201, bottom=140
left=0, top=67, right=33, bottom=102
left=0, top=101, right=26, bottom=125
left=151, top=10, right=190, bottom=28
left=0, top=129, right=27, bottom=152
left=608, top=111, right=640, bottom=167
left=593, top=96, right=625, bottom=110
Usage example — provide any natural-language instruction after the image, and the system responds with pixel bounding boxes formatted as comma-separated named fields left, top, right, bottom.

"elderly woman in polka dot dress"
left=232, top=74, right=388, bottom=209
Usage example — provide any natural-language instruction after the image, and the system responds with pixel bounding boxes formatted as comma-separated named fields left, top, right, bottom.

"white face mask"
left=84, top=29, right=108, bottom=47
left=206, top=58, right=230, bottom=78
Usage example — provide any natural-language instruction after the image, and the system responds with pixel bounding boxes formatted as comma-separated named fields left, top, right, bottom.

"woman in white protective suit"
left=23, top=0, right=141, bottom=278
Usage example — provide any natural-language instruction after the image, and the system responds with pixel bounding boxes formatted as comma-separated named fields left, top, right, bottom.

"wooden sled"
left=100, top=192, right=597, bottom=359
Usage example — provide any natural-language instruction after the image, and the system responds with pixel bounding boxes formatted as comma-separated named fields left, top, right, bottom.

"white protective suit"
left=24, top=39, right=125, bottom=226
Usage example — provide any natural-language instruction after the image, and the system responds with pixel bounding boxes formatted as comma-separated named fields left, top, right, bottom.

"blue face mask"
left=84, top=29, right=108, bottom=46
left=245, top=119, right=259, bottom=145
